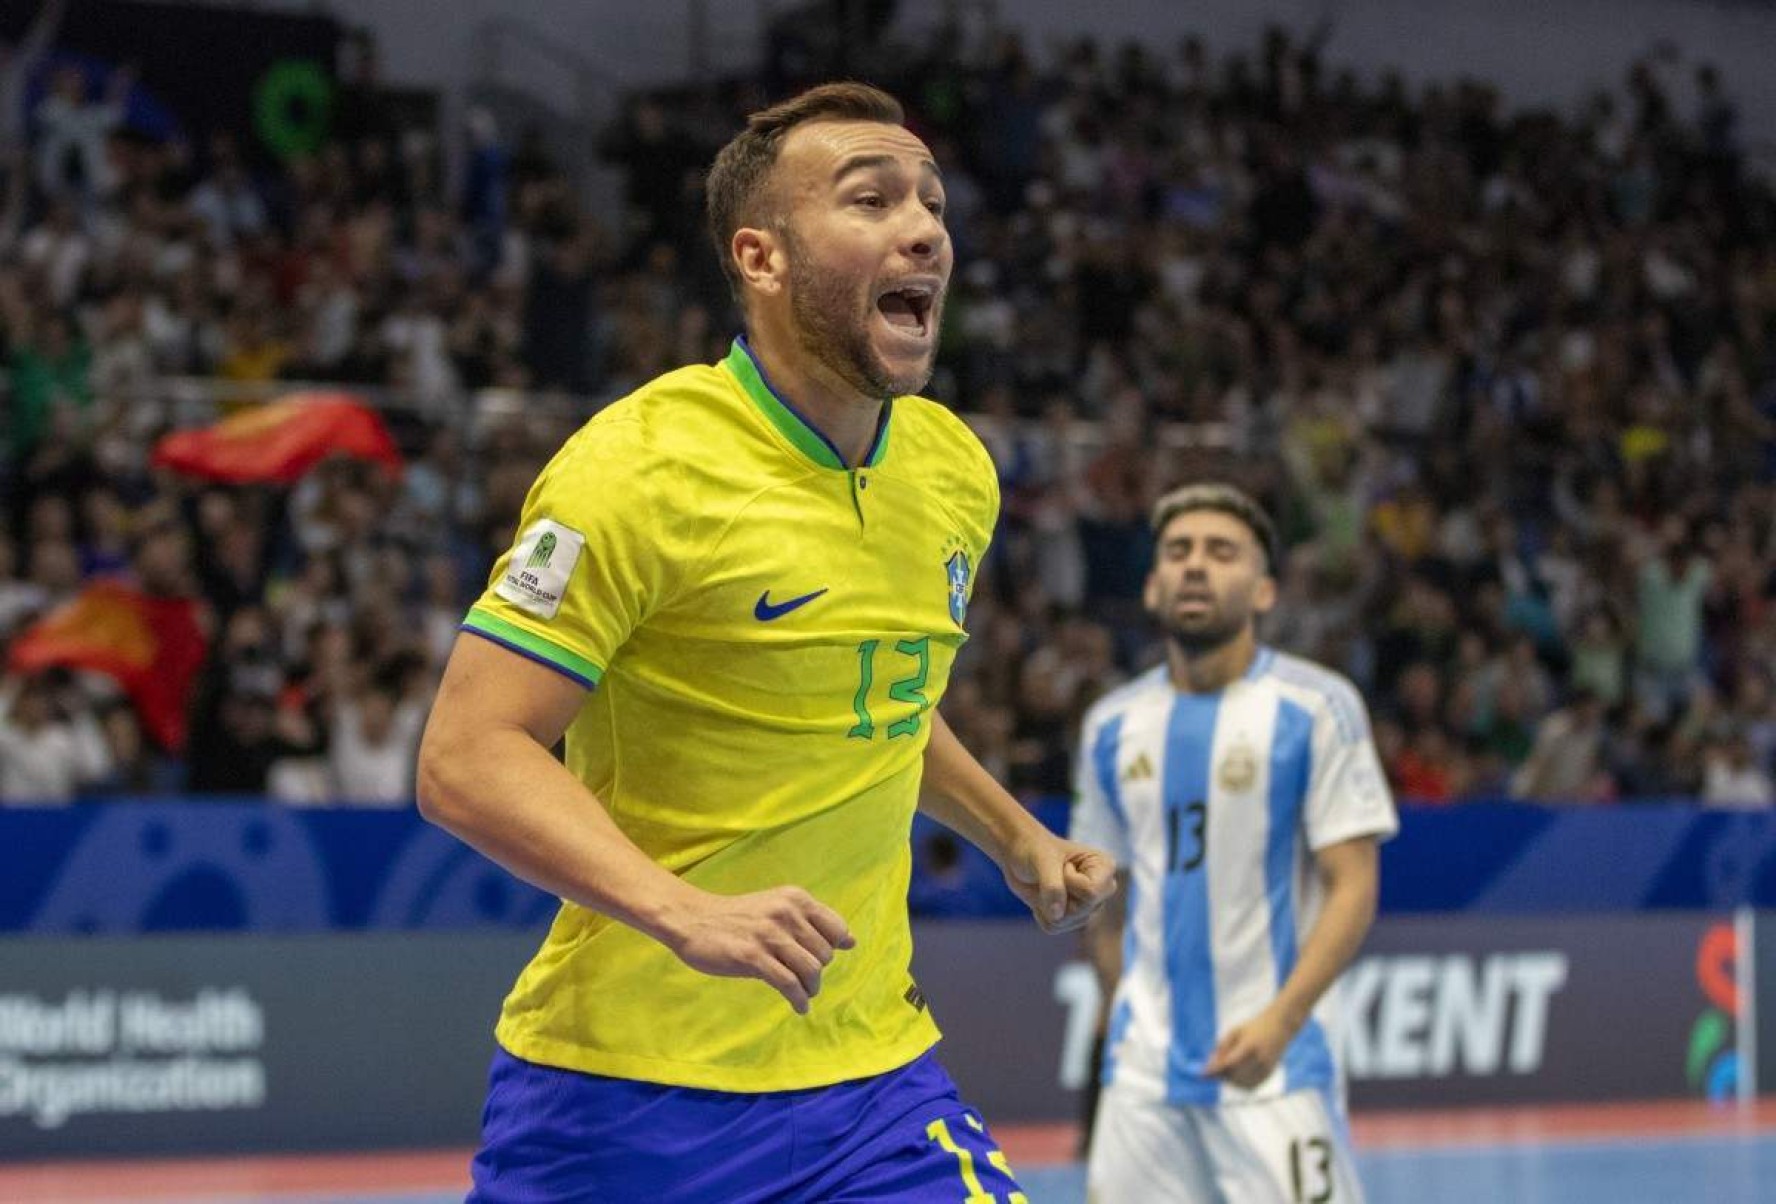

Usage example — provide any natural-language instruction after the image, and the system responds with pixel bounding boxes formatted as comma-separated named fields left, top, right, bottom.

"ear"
left=731, top=225, right=785, bottom=298
left=1252, top=573, right=1279, bottom=616
left=1142, top=570, right=1161, bottom=618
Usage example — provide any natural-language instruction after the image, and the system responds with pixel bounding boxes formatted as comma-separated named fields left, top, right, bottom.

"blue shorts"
left=468, top=1045, right=1027, bottom=1203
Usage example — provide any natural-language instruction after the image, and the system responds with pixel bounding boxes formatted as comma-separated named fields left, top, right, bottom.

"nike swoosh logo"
left=754, top=588, right=829, bottom=621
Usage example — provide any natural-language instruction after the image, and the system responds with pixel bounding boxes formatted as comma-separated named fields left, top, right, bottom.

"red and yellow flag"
left=151, top=392, right=403, bottom=484
left=9, top=582, right=209, bottom=751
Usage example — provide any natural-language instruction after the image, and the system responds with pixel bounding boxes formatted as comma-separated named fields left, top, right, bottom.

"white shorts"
left=1085, top=1083, right=1365, bottom=1204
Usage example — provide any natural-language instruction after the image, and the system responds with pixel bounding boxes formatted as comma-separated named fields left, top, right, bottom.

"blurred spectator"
left=1390, top=727, right=1462, bottom=804
left=8, top=308, right=91, bottom=456
left=328, top=672, right=426, bottom=805
left=25, top=533, right=81, bottom=612
left=1569, top=610, right=1628, bottom=708
left=16, top=195, right=88, bottom=306
left=0, top=670, right=112, bottom=802
left=184, top=607, right=312, bottom=794
left=187, top=135, right=267, bottom=248
left=419, top=552, right=464, bottom=665
left=0, top=533, right=45, bottom=632
left=33, top=63, right=131, bottom=203
left=1634, top=521, right=1713, bottom=719
left=522, top=226, right=596, bottom=391
left=331, top=32, right=396, bottom=156
left=217, top=305, right=293, bottom=392
left=91, top=701, right=151, bottom=794
left=77, top=486, right=132, bottom=577
left=1701, top=730, right=1774, bottom=809
left=460, top=106, right=510, bottom=271
left=1512, top=692, right=1610, bottom=802
left=0, top=1, right=66, bottom=159
left=129, top=512, right=197, bottom=599
left=598, top=97, right=704, bottom=251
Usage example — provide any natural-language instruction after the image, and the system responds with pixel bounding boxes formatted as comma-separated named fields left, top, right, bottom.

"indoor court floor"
left=5, top=1100, right=1772, bottom=1203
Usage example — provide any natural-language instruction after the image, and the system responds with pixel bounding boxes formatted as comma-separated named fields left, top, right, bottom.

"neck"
left=1165, top=627, right=1259, bottom=694
left=744, top=321, right=883, bottom=468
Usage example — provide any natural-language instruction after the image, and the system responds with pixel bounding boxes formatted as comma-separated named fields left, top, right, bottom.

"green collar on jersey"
left=722, top=336, right=892, bottom=471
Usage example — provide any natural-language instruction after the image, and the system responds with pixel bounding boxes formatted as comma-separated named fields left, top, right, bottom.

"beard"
left=783, top=228, right=937, bottom=399
left=1157, top=597, right=1251, bottom=654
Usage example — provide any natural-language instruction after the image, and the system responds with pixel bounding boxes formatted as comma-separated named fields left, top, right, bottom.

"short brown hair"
left=1150, top=482, right=1280, bottom=571
left=704, top=82, right=906, bottom=301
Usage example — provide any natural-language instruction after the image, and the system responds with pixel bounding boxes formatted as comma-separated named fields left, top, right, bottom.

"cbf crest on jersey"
left=942, top=539, right=972, bottom=628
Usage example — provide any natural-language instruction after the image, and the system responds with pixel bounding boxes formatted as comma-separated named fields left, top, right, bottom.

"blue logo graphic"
left=945, top=550, right=971, bottom=626
left=754, top=588, right=828, bottom=621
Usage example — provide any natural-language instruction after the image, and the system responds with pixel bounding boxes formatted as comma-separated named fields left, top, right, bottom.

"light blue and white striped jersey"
left=1070, top=647, right=1396, bottom=1107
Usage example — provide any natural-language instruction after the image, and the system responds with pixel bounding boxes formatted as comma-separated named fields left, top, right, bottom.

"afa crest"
left=1218, top=741, right=1259, bottom=793
left=943, top=541, right=972, bottom=627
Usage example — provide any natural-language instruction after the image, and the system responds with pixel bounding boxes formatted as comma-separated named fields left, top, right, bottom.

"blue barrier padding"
left=0, top=798, right=1771, bottom=933
left=1376, top=799, right=1776, bottom=914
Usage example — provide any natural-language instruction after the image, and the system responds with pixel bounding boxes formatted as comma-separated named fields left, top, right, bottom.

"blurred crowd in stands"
left=3, top=1, right=1776, bottom=811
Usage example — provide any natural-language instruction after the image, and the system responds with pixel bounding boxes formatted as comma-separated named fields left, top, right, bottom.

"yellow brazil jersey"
left=460, top=336, right=998, bottom=1092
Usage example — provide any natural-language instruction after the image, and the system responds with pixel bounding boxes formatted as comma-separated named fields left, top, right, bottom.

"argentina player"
left=1072, top=483, right=1396, bottom=1204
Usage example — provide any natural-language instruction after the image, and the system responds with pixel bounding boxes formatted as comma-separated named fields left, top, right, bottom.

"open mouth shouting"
left=875, top=277, right=940, bottom=347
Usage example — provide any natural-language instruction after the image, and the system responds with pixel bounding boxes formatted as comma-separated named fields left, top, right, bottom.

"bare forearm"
left=1273, top=868, right=1377, bottom=1032
left=1086, top=912, right=1124, bottom=996
left=417, top=728, right=698, bottom=942
left=416, top=634, right=862, bottom=1014
left=23, top=0, right=68, bottom=61
left=923, top=711, right=1119, bottom=932
left=919, top=710, right=1044, bottom=865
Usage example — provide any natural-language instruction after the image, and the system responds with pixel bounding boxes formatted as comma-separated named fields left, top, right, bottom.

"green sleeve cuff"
left=461, top=607, right=605, bottom=688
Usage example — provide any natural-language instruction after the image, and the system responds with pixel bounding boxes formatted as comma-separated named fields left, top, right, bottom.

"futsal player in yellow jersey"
left=417, top=82, right=1117, bottom=1202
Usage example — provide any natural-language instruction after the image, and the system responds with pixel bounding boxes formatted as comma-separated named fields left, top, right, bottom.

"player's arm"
left=1068, top=704, right=1132, bottom=992
left=1084, top=868, right=1129, bottom=1000
left=919, top=708, right=1116, bottom=932
left=19, top=0, right=68, bottom=64
left=1274, top=835, right=1379, bottom=1030
left=417, top=635, right=853, bottom=1013
left=1206, top=835, right=1380, bottom=1088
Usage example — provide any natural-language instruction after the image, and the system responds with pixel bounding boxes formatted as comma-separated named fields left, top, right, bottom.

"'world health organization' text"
left=0, top=988, right=268, bottom=1129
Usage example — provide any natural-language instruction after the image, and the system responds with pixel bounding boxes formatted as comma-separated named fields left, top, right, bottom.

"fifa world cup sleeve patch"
left=495, top=518, right=585, bottom=620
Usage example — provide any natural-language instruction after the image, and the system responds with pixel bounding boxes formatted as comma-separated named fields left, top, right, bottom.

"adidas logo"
left=1122, top=753, right=1154, bottom=782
